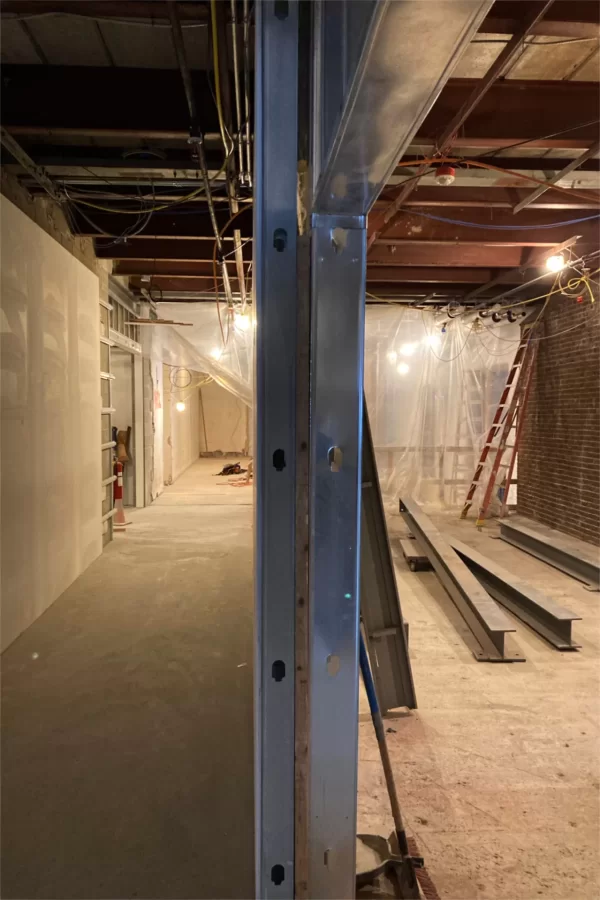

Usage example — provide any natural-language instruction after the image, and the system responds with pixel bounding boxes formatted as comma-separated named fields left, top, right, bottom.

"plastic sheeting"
left=364, top=306, right=520, bottom=511
left=154, top=302, right=253, bottom=405
left=150, top=300, right=521, bottom=513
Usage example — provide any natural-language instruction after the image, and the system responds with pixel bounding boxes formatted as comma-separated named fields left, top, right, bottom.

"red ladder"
left=460, top=330, right=536, bottom=523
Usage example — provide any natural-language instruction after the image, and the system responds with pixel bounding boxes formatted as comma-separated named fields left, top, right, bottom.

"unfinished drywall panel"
left=1, top=196, right=101, bottom=650
left=170, top=385, right=201, bottom=482
left=200, top=380, right=249, bottom=454
left=519, top=298, right=600, bottom=544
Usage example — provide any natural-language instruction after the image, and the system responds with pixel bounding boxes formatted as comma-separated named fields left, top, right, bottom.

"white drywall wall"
left=1, top=196, right=102, bottom=650
left=170, top=385, right=200, bottom=482
left=200, top=380, right=249, bottom=453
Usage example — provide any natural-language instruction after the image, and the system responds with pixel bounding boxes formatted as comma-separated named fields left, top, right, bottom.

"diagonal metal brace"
left=1, top=127, right=63, bottom=203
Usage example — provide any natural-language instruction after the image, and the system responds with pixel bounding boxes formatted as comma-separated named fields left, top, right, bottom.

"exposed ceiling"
left=1, top=0, right=599, bottom=307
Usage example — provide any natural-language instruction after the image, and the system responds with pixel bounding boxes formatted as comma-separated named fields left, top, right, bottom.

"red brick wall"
left=518, top=296, right=600, bottom=545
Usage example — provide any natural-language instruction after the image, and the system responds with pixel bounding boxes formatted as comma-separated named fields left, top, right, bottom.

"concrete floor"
left=2, top=459, right=254, bottom=900
left=4, top=459, right=600, bottom=899
left=358, top=511, right=600, bottom=900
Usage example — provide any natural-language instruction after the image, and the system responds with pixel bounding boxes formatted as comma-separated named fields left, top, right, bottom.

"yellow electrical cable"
left=210, top=0, right=234, bottom=157
left=490, top=270, right=597, bottom=314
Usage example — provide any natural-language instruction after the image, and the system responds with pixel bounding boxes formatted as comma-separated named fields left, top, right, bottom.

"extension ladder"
left=460, top=330, right=536, bottom=526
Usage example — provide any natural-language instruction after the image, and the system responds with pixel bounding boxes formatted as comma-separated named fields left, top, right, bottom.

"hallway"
left=2, top=460, right=254, bottom=900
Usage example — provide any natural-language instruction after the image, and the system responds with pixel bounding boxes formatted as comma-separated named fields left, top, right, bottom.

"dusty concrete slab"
left=2, top=460, right=254, bottom=900
left=358, top=511, right=600, bottom=900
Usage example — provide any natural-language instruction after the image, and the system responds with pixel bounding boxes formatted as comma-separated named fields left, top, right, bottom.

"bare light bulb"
left=399, top=342, right=417, bottom=357
left=423, top=333, right=442, bottom=350
left=397, top=362, right=410, bottom=376
left=210, top=347, right=223, bottom=360
left=234, top=311, right=250, bottom=332
left=176, top=401, right=186, bottom=412
left=546, top=253, right=565, bottom=272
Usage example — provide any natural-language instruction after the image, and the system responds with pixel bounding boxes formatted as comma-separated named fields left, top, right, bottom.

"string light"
left=176, top=401, right=186, bottom=412
left=397, top=362, right=410, bottom=376
left=423, top=333, right=442, bottom=350
left=546, top=253, right=566, bottom=272
left=234, top=311, right=250, bottom=332
left=399, top=342, right=417, bottom=356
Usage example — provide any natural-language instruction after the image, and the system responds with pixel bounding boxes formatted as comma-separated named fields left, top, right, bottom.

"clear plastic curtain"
left=154, top=302, right=253, bottom=405
left=152, top=301, right=520, bottom=511
left=364, top=306, right=520, bottom=511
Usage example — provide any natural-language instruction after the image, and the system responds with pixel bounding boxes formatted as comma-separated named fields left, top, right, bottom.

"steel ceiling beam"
left=0, top=126, right=62, bottom=201
left=0, top=1, right=209, bottom=20
left=512, top=139, right=600, bottom=213
left=76, top=205, right=598, bottom=242
left=312, top=0, right=494, bottom=215
left=4, top=76, right=598, bottom=151
left=128, top=267, right=535, bottom=293
left=461, top=235, right=582, bottom=301
left=376, top=186, right=600, bottom=210
left=370, top=1, right=557, bottom=247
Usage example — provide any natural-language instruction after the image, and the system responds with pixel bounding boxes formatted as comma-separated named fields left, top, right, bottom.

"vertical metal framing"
left=308, top=215, right=366, bottom=898
left=99, top=297, right=116, bottom=545
left=252, top=2, right=497, bottom=894
left=254, top=2, right=299, bottom=897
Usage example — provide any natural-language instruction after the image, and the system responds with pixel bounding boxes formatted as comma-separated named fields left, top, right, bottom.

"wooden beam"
left=0, top=2, right=209, bottom=21
left=377, top=186, right=600, bottom=210
left=80, top=206, right=598, bottom=243
left=481, top=1, right=600, bottom=38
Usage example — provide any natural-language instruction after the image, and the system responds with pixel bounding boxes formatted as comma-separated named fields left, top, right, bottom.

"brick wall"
left=518, top=295, right=600, bottom=545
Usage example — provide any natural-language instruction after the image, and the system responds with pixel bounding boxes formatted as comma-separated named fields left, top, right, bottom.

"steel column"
left=254, top=3, right=298, bottom=897
left=308, top=214, right=366, bottom=898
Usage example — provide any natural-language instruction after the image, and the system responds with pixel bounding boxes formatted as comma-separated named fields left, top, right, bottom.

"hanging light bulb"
left=176, top=401, right=186, bottom=412
left=397, top=362, right=410, bottom=376
left=399, top=342, right=417, bottom=356
left=387, top=350, right=398, bottom=364
left=423, top=333, right=442, bottom=350
left=210, top=347, right=223, bottom=360
left=546, top=253, right=565, bottom=272
left=234, top=311, right=250, bottom=332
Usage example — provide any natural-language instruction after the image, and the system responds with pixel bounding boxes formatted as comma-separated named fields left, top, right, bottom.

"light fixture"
left=546, top=253, right=565, bottom=272
left=387, top=350, right=398, bottom=364
left=234, top=311, right=250, bottom=332
left=176, top=401, right=186, bottom=412
left=210, top=347, right=223, bottom=360
left=397, top=362, right=410, bottom=376
left=399, top=342, right=417, bottom=357
left=423, top=333, right=442, bottom=350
